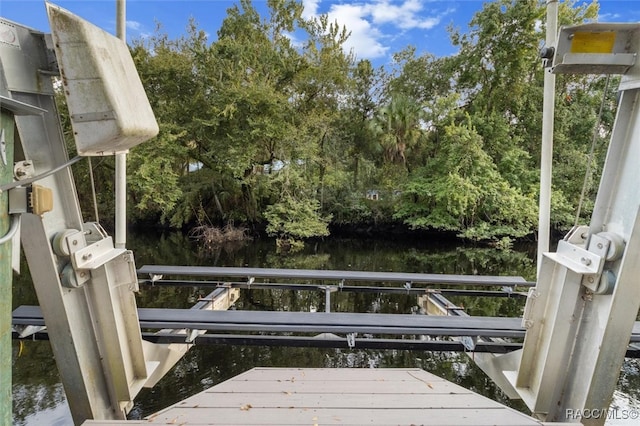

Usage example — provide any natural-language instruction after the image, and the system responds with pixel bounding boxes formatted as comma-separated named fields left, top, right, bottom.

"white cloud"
left=305, top=0, right=447, bottom=60
left=126, top=20, right=143, bottom=31
left=302, top=0, right=321, bottom=19
left=370, top=0, right=440, bottom=30
left=327, top=3, right=388, bottom=59
left=283, top=31, right=304, bottom=49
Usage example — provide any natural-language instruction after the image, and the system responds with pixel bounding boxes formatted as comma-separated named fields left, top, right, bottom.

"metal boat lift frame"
left=4, top=2, right=640, bottom=426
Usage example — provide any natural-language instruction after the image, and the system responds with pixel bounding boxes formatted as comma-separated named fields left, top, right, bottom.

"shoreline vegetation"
left=65, top=0, right=612, bottom=249
left=189, top=223, right=252, bottom=249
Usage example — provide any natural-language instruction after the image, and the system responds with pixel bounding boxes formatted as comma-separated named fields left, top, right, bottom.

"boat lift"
left=3, top=2, right=640, bottom=425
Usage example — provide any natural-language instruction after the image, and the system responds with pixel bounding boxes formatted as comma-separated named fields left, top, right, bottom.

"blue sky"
left=2, top=0, right=640, bottom=66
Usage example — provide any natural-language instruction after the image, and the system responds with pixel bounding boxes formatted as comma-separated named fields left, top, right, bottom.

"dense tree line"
left=69, top=0, right=617, bottom=245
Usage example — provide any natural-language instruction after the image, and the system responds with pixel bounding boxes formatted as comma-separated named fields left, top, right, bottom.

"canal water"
left=11, top=230, right=640, bottom=425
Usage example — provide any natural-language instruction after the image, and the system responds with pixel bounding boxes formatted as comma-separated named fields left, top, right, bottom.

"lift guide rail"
left=481, top=22, right=640, bottom=425
left=0, top=4, right=185, bottom=424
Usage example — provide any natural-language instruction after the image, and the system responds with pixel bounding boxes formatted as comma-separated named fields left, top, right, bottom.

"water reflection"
left=11, top=230, right=639, bottom=425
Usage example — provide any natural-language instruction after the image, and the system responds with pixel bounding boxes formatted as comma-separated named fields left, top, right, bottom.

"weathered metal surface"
left=0, top=12, right=164, bottom=424
left=507, top=21, right=640, bottom=424
left=46, top=3, right=158, bottom=155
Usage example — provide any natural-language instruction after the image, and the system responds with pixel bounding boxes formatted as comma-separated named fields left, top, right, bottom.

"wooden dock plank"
left=208, top=378, right=468, bottom=394
left=146, top=407, right=542, bottom=425
left=136, top=368, right=549, bottom=425
left=175, top=392, right=501, bottom=409
left=219, top=367, right=448, bottom=382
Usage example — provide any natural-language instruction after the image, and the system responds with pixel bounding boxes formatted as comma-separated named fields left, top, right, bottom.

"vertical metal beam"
left=325, top=287, right=331, bottom=313
left=0, top=109, right=15, bottom=426
left=510, top=21, right=640, bottom=422
left=115, top=0, right=127, bottom=249
left=537, top=0, right=558, bottom=274
left=553, top=87, right=640, bottom=425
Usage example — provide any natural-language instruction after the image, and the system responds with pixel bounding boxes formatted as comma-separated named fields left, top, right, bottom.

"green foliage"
left=54, top=0, right=617, bottom=242
left=394, top=122, right=537, bottom=241
left=264, top=195, right=330, bottom=240
left=370, top=92, right=425, bottom=169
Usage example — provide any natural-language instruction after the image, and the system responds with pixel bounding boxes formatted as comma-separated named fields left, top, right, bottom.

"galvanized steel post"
left=537, top=0, right=558, bottom=275
left=115, top=0, right=127, bottom=249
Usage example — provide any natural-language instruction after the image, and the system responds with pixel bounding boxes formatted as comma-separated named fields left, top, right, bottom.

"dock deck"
left=84, top=368, right=561, bottom=425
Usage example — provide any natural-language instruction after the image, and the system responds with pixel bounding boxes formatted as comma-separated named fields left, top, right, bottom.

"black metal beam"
left=139, top=279, right=529, bottom=298
left=11, top=331, right=640, bottom=358
left=13, top=305, right=640, bottom=342
left=137, top=265, right=533, bottom=287
left=13, top=305, right=525, bottom=337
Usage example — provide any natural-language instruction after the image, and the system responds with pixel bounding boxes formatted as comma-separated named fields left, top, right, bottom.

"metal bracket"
left=581, top=233, right=610, bottom=292
left=71, top=110, right=116, bottom=123
left=461, top=336, right=477, bottom=351
left=13, top=324, right=47, bottom=339
left=346, top=333, right=356, bottom=349
left=185, top=329, right=200, bottom=343
left=71, top=236, right=124, bottom=270
left=14, top=160, right=35, bottom=181
left=545, top=240, right=604, bottom=276
left=564, top=225, right=589, bottom=247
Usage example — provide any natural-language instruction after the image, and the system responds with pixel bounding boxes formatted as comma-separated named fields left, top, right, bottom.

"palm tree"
left=370, top=93, right=424, bottom=168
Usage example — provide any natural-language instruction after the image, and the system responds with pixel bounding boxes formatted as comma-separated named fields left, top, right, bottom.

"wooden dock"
left=84, top=368, right=566, bottom=425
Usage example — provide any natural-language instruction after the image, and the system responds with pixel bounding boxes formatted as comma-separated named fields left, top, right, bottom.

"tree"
left=394, top=119, right=537, bottom=241
left=370, top=93, right=425, bottom=168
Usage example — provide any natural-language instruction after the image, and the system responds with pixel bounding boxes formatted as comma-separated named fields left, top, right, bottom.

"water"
left=11, top=230, right=640, bottom=425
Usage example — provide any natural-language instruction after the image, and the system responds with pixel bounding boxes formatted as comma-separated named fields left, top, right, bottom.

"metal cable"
left=0, top=214, right=20, bottom=245
left=574, top=75, right=611, bottom=227
left=0, top=155, right=83, bottom=192
left=87, top=157, right=100, bottom=223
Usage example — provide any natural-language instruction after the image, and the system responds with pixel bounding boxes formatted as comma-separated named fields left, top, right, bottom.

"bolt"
left=79, top=271, right=86, bottom=278
left=597, top=242, right=603, bottom=249
left=581, top=257, right=592, bottom=266
left=588, top=276, right=595, bottom=283
left=82, top=253, right=92, bottom=261
left=72, top=240, right=78, bottom=246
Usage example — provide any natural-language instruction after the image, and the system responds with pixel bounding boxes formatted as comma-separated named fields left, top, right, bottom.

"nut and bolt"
left=581, top=257, right=592, bottom=266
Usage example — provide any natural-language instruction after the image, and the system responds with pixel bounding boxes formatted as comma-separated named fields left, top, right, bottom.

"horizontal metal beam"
left=12, top=305, right=524, bottom=337
left=13, top=305, right=640, bottom=342
left=140, top=279, right=529, bottom=298
left=138, top=265, right=532, bottom=287
left=11, top=331, right=640, bottom=358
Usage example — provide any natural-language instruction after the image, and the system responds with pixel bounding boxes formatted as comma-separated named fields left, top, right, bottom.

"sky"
left=2, top=0, right=640, bottom=66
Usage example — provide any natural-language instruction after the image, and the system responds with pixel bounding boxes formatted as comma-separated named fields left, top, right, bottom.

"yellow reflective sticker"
left=571, top=31, right=616, bottom=54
